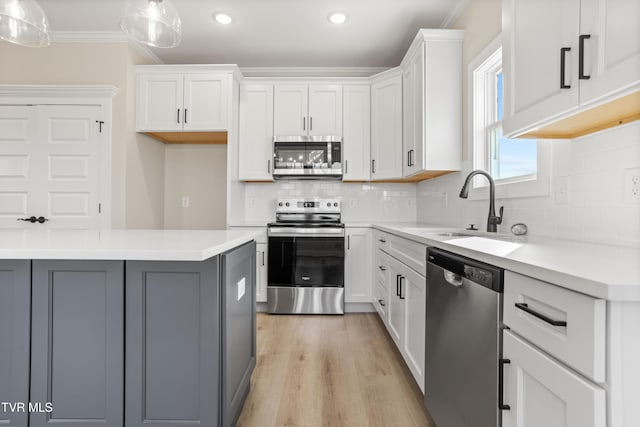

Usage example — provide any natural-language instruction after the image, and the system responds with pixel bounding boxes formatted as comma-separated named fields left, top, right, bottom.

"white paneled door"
left=0, top=105, right=103, bottom=229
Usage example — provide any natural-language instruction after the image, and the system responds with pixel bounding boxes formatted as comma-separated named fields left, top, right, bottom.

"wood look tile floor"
left=236, top=313, right=436, bottom=427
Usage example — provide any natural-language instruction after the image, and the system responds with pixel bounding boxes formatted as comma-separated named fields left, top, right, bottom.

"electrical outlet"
left=623, top=167, right=640, bottom=203
left=181, top=196, right=190, bottom=208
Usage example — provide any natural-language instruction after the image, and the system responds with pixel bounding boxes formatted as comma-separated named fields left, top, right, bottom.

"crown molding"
left=49, top=31, right=163, bottom=64
left=239, top=67, right=389, bottom=78
left=440, top=0, right=471, bottom=29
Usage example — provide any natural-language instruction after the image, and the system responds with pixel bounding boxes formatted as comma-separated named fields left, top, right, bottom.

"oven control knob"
left=278, top=202, right=283, bottom=207
left=333, top=202, right=338, bottom=207
left=285, top=202, right=290, bottom=207
left=327, top=202, right=331, bottom=207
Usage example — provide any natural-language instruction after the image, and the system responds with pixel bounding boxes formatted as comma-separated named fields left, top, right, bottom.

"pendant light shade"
left=0, top=0, right=50, bottom=47
left=120, top=0, right=182, bottom=48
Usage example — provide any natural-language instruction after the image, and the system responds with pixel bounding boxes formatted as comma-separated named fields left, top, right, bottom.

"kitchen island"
left=0, top=229, right=258, bottom=427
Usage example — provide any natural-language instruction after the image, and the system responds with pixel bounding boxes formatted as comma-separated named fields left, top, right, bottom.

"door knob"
left=17, top=216, right=49, bottom=224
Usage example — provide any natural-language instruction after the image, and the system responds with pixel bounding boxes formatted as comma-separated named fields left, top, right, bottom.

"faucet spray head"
left=459, top=185, right=469, bottom=199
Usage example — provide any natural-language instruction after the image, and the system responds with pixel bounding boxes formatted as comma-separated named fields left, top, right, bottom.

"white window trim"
left=467, top=35, right=550, bottom=200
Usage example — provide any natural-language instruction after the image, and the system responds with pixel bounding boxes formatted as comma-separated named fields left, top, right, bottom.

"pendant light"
left=120, top=0, right=182, bottom=48
left=0, top=0, right=50, bottom=47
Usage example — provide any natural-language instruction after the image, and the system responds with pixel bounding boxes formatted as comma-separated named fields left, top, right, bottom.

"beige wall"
left=449, top=0, right=502, bottom=160
left=164, top=145, right=227, bottom=229
left=0, top=41, right=163, bottom=228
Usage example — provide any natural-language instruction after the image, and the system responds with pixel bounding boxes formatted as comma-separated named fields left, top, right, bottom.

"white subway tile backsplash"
left=417, top=122, right=640, bottom=247
left=242, top=181, right=417, bottom=224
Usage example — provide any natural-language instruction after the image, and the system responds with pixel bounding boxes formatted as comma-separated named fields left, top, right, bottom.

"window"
left=470, top=36, right=549, bottom=198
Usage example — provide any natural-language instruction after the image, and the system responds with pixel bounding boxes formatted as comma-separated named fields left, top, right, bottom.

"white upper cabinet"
left=137, top=73, right=184, bottom=132
left=401, top=30, right=463, bottom=178
left=402, top=49, right=422, bottom=177
left=137, top=70, right=230, bottom=132
left=182, top=74, right=228, bottom=131
left=503, top=0, right=640, bottom=137
left=342, top=85, right=371, bottom=181
left=308, top=85, right=343, bottom=136
left=273, top=85, right=308, bottom=136
left=579, top=0, right=640, bottom=103
left=273, top=84, right=342, bottom=137
left=371, top=72, right=403, bottom=180
left=238, top=84, right=274, bottom=181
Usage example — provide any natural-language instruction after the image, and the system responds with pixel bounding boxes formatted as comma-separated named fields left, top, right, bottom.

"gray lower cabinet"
left=0, top=242, right=255, bottom=427
left=125, top=257, right=221, bottom=427
left=30, top=260, right=124, bottom=427
left=221, top=242, right=256, bottom=427
left=0, top=260, right=31, bottom=427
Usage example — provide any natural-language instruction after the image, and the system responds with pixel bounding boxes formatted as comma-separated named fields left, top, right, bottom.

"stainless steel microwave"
left=272, top=136, right=342, bottom=180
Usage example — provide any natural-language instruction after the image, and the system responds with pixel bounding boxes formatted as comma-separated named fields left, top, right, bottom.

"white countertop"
left=0, top=229, right=260, bottom=261
left=372, top=223, right=640, bottom=302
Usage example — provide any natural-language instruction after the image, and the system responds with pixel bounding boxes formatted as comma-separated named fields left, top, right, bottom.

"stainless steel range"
left=267, top=198, right=345, bottom=314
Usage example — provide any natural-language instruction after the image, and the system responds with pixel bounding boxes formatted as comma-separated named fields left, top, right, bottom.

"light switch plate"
left=554, top=176, right=569, bottom=205
left=237, top=277, right=246, bottom=301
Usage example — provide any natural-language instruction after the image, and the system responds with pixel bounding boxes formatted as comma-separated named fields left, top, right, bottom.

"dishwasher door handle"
left=443, top=269, right=463, bottom=287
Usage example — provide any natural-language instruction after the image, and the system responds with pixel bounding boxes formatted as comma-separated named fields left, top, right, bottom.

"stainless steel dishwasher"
left=425, top=247, right=505, bottom=427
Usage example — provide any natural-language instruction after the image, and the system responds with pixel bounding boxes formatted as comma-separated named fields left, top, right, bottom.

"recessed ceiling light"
left=214, top=13, right=233, bottom=25
left=328, top=13, right=347, bottom=25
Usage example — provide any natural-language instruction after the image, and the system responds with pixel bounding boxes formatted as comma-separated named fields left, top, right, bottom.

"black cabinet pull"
left=560, top=47, right=571, bottom=89
left=399, top=276, right=405, bottom=299
left=303, top=117, right=306, bottom=131
left=184, top=108, right=188, bottom=123
left=267, top=160, right=271, bottom=174
left=407, top=150, right=411, bottom=167
left=347, top=235, right=350, bottom=250
left=396, top=274, right=401, bottom=297
left=378, top=265, right=386, bottom=271
left=499, top=358, right=511, bottom=410
left=371, top=159, right=376, bottom=174
left=579, top=34, right=591, bottom=80
left=177, top=108, right=180, bottom=123
left=261, top=251, right=265, bottom=266
left=515, top=303, right=567, bottom=327
left=344, top=160, right=348, bottom=174
left=378, top=299, right=386, bottom=307
left=310, top=117, right=313, bottom=131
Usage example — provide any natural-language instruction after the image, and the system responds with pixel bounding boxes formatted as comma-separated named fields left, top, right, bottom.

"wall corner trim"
left=440, top=0, right=471, bottom=29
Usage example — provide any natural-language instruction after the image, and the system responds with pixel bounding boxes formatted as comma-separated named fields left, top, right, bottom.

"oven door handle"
left=268, top=227, right=345, bottom=237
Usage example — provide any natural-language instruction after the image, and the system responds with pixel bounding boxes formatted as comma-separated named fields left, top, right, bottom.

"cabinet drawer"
left=375, top=249, right=389, bottom=289
left=386, top=234, right=427, bottom=276
left=373, top=229, right=390, bottom=252
left=504, top=271, right=606, bottom=382
left=374, top=280, right=388, bottom=321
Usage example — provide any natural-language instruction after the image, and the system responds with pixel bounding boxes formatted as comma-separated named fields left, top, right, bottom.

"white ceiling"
left=40, top=0, right=467, bottom=67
